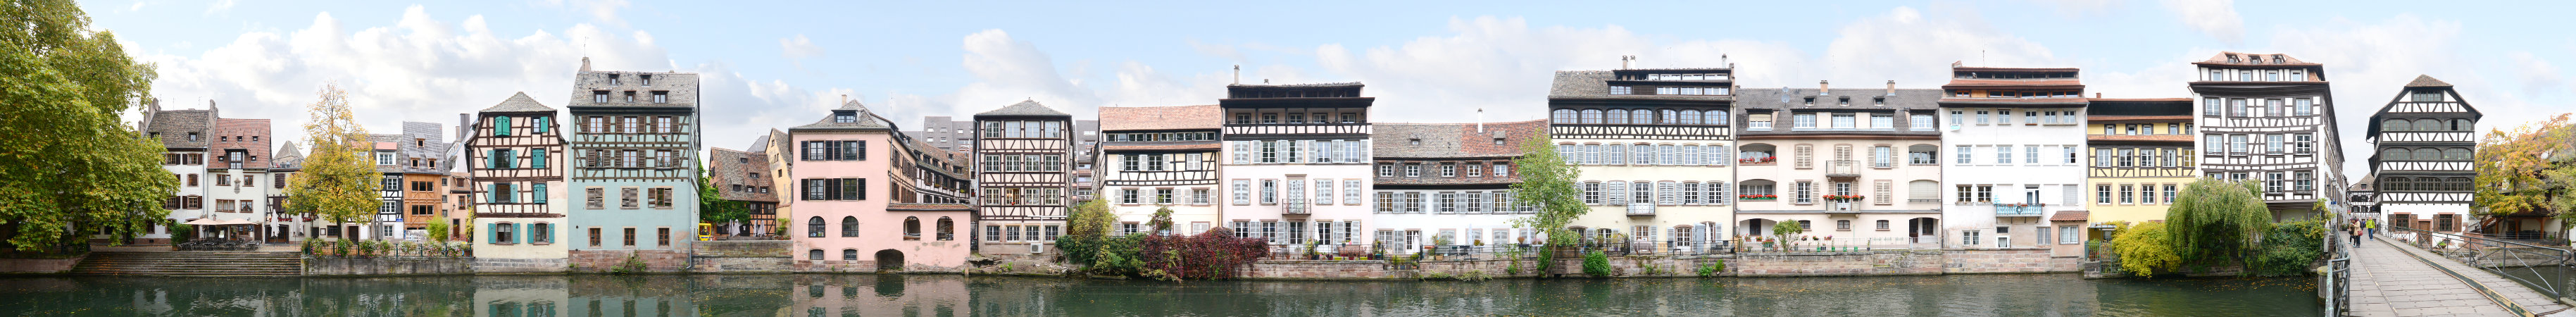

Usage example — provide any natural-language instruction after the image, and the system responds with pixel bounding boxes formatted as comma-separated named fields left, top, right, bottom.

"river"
left=0, top=274, right=2315, bottom=316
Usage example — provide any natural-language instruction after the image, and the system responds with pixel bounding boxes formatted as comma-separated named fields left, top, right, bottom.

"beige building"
left=1732, top=84, right=1947, bottom=249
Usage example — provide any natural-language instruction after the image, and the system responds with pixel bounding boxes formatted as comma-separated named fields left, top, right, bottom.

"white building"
left=1544, top=68, right=1739, bottom=251
left=2188, top=51, right=2347, bottom=219
left=1217, top=82, right=1377, bottom=251
left=1937, top=67, right=2092, bottom=249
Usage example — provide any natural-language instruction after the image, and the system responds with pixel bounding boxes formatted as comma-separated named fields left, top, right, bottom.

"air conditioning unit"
left=1027, top=242, right=1044, bottom=254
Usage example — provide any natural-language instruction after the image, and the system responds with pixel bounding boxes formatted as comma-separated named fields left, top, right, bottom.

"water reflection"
left=0, top=274, right=2315, bottom=316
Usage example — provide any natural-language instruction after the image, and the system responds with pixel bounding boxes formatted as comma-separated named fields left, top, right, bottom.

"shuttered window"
left=1908, top=180, right=1939, bottom=201
left=494, top=116, right=512, bottom=137
left=532, top=149, right=547, bottom=169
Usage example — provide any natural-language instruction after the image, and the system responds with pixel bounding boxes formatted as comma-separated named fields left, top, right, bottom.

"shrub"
left=169, top=221, right=194, bottom=245
left=612, top=255, right=648, bottom=274
left=1582, top=250, right=1613, bottom=278
left=2249, top=220, right=2325, bottom=276
left=2113, top=222, right=2184, bottom=277
left=1697, top=260, right=1727, bottom=278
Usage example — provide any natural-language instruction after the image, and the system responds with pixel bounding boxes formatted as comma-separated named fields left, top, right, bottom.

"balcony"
left=1994, top=204, right=2046, bottom=217
left=1826, top=161, right=1861, bottom=179
left=1827, top=201, right=1856, bottom=214
left=1626, top=203, right=1656, bottom=216
left=1283, top=199, right=1310, bottom=215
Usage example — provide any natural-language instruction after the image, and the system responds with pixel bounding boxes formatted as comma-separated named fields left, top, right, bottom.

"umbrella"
left=182, top=218, right=221, bottom=226
left=216, top=218, right=257, bottom=225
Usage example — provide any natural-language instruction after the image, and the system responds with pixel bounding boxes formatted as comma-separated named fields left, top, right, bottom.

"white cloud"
left=2256, top=14, right=2568, bottom=178
left=539, top=0, right=630, bottom=27
left=778, top=35, right=825, bottom=68
left=2160, top=0, right=2243, bottom=44
left=204, top=0, right=234, bottom=15
left=129, top=1, right=145, bottom=11
left=2511, top=51, right=2565, bottom=97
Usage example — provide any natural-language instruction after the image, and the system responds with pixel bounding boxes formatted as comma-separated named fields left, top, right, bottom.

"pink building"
left=788, top=100, right=974, bottom=271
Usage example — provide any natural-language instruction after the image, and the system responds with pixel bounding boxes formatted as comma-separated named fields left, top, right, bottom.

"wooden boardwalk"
left=2349, top=237, right=2572, bottom=316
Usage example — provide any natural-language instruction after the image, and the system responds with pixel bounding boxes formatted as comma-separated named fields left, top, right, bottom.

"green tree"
left=1147, top=206, right=1175, bottom=235
left=2474, top=114, right=2576, bottom=226
left=0, top=0, right=175, bottom=251
left=2113, top=222, right=2183, bottom=277
left=695, top=167, right=748, bottom=232
left=286, top=84, right=380, bottom=240
left=1065, top=199, right=1112, bottom=239
left=1507, top=131, right=1584, bottom=274
left=425, top=215, right=451, bottom=242
left=2165, top=178, right=2272, bottom=268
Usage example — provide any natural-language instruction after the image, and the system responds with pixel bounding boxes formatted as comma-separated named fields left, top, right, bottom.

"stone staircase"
left=69, top=251, right=304, bottom=277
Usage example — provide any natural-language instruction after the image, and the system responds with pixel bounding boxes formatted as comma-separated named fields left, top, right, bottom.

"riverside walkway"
left=2349, top=236, right=2571, bottom=316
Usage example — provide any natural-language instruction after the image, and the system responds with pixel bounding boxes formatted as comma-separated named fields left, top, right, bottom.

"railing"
left=1732, top=237, right=1930, bottom=252
left=1829, top=201, right=1855, bottom=212
left=2322, top=211, right=2352, bottom=316
left=1994, top=204, right=2046, bottom=216
left=1625, top=203, right=1656, bottom=216
left=2389, top=225, right=2574, bottom=303
left=1825, top=160, right=1861, bottom=178
left=1282, top=199, right=1309, bottom=215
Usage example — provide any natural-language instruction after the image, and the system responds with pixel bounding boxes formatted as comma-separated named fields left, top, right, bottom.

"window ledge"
left=530, top=242, right=551, bottom=246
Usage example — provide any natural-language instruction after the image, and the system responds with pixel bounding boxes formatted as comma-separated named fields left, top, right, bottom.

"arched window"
left=2413, top=148, right=2439, bottom=161
left=937, top=217, right=955, bottom=240
left=1679, top=110, right=1702, bottom=125
left=808, top=249, right=823, bottom=260
left=842, top=249, right=858, bottom=261
left=1631, top=110, right=1653, bottom=125
left=2384, top=119, right=2411, bottom=132
left=2443, top=148, right=2471, bottom=161
left=1551, top=109, right=1577, bottom=124
left=2415, top=119, right=2441, bottom=131
left=2381, top=148, right=2411, bottom=161
left=807, top=216, right=825, bottom=237
left=2451, top=119, right=2472, bottom=131
left=904, top=216, right=922, bottom=240
left=1606, top=109, right=1630, bottom=125
left=1660, top=110, right=1680, bottom=124
left=840, top=216, right=859, bottom=237
left=1580, top=109, right=1603, bottom=124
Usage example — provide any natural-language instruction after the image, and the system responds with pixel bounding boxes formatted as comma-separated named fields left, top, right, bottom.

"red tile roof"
left=2051, top=211, right=2089, bottom=222
left=1099, top=105, right=1221, bottom=131
left=2087, top=115, right=2194, bottom=122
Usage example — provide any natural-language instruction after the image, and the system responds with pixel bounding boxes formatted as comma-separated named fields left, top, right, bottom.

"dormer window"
left=2272, top=55, right=2285, bottom=63
left=1494, top=138, right=1506, bottom=145
left=415, top=138, right=425, bottom=147
left=1408, top=138, right=1422, bottom=145
left=2226, top=54, right=2239, bottom=63
left=607, top=74, right=621, bottom=85
left=187, top=132, right=200, bottom=142
left=834, top=113, right=856, bottom=123
left=1611, top=86, right=1632, bottom=95
left=652, top=91, right=668, bottom=104
left=623, top=91, right=636, bottom=103
left=592, top=91, right=609, bottom=103
left=639, top=74, right=652, bottom=86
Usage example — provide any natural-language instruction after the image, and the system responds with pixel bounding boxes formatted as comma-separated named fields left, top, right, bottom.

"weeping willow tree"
left=2165, top=178, right=2273, bottom=268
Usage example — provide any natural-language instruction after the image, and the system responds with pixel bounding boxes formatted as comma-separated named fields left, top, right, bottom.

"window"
left=1995, top=146, right=2013, bottom=164
left=1793, top=113, right=1816, bottom=129
left=1260, top=180, right=1277, bottom=204
left=1794, top=181, right=1813, bottom=204
left=2229, top=135, right=2248, bottom=154
left=1830, top=113, right=1855, bottom=129
left=1872, top=146, right=1893, bottom=168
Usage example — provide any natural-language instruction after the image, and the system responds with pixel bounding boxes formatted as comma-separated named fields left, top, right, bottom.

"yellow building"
left=2080, top=99, right=2197, bottom=242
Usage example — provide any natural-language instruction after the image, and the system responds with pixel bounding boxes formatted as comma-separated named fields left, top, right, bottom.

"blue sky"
left=88, top=0, right=2576, bottom=175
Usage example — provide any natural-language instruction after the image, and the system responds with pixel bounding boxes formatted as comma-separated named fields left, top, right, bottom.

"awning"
left=182, top=218, right=222, bottom=225
left=216, top=219, right=257, bottom=225
left=2049, top=211, right=2090, bottom=222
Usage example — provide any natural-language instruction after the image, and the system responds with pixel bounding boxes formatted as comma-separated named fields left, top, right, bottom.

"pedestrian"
left=2367, top=218, right=2379, bottom=240
left=2351, top=222, right=2363, bottom=246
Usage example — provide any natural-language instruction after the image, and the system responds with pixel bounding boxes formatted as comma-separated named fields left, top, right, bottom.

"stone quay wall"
left=306, top=256, right=473, bottom=275
left=475, top=257, right=568, bottom=273
left=1233, top=249, right=2077, bottom=280
left=568, top=249, right=692, bottom=273
left=689, top=241, right=794, bottom=273
left=0, top=257, right=83, bottom=273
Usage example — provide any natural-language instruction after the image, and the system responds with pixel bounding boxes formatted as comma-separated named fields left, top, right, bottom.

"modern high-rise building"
left=972, top=100, right=1076, bottom=256
left=2362, top=75, right=2481, bottom=233
left=1215, top=82, right=1378, bottom=250
left=563, top=60, right=704, bottom=271
left=468, top=92, right=570, bottom=272
left=1544, top=67, right=1739, bottom=250
left=2187, top=52, right=2346, bottom=219
left=1935, top=66, right=2090, bottom=249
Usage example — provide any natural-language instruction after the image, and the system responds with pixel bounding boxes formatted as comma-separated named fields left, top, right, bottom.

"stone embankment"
left=1237, top=248, right=2078, bottom=280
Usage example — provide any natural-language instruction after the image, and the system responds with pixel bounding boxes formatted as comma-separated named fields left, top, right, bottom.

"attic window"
left=1409, top=139, right=1422, bottom=145
left=187, top=132, right=200, bottom=142
left=640, top=74, right=653, bottom=86
left=415, top=138, right=425, bottom=147
left=607, top=74, right=621, bottom=85
left=2226, top=54, right=2239, bottom=63
left=834, top=113, right=856, bottom=123
left=2271, top=55, right=2285, bottom=64
left=1494, top=138, right=1506, bottom=145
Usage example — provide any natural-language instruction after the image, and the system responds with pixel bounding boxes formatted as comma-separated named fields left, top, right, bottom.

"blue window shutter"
left=487, top=149, right=500, bottom=169
left=496, top=116, right=511, bottom=137
left=534, top=117, right=549, bottom=133
left=533, top=184, right=548, bottom=204
left=489, top=223, right=500, bottom=243
left=489, top=184, right=500, bottom=204
left=533, top=149, right=548, bottom=169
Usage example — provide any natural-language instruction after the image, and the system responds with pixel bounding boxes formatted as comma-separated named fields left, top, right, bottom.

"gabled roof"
left=271, top=141, right=305, bottom=168
left=790, top=100, right=896, bottom=131
left=975, top=100, right=1070, bottom=117
left=1099, top=105, right=1220, bottom=131
left=2403, top=75, right=2453, bottom=87
left=144, top=109, right=215, bottom=149
left=480, top=92, right=556, bottom=113
left=1370, top=120, right=1549, bottom=158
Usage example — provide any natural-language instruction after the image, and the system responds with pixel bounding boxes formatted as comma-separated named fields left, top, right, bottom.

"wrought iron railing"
left=1994, top=204, right=2046, bottom=216
left=1282, top=199, right=1309, bottom=215
left=2389, top=225, right=2573, bottom=304
left=2321, top=211, right=2351, bottom=316
left=1626, top=203, right=1656, bottom=216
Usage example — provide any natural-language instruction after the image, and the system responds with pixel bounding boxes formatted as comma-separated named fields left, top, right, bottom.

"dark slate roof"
left=975, top=100, right=1071, bottom=117
left=1734, top=87, right=1945, bottom=137
left=2404, top=75, right=2452, bottom=87
left=747, top=134, right=771, bottom=154
left=1547, top=70, right=1734, bottom=101
left=146, top=109, right=215, bottom=149
left=271, top=141, right=304, bottom=168
left=1371, top=120, right=1548, bottom=159
left=790, top=100, right=896, bottom=131
left=480, top=92, right=556, bottom=113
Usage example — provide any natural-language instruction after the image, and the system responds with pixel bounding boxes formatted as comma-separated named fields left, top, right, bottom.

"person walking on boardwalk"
left=2366, top=218, right=2378, bottom=240
left=2350, top=221, right=2363, bottom=245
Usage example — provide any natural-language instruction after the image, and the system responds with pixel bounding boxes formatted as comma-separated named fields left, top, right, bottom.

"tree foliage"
left=286, top=84, right=380, bottom=239
left=2474, top=114, right=2576, bottom=222
left=1507, top=130, right=1584, bottom=274
left=2165, top=178, right=2272, bottom=267
left=1065, top=199, right=1113, bottom=240
left=2113, top=222, right=2183, bottom=277
left=2249, top=218, right=2325, bottom=276
left=1148, top=206, right=1175, bottom=234
left=696, top=168, right=749, bottom=228
left=0, top=0, right=177, bottom=251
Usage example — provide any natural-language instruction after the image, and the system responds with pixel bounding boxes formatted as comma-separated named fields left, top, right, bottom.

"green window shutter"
left=487, top=149, right=500, bottom=170
left=533, top=184, right=548, bottom=204
left=488, top=184, right=499, bottom=204
left=533, top=149, right=548, bottom=169
left=496, top=116, right=512, bottom=136
left=489, top=223, right=500, bottom=243
left=534, top=117, right=549, bottom=133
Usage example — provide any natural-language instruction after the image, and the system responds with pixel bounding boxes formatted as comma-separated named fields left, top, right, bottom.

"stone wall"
left=1230, top=249, right=2076, bottom=280
left=0, top=257, right=83, bottom=273
left=475, top=257, right=567, bottom=273
left=568, top=249, right=691, bottom=273
left=689, top=241, right=792, bottom=273
left=1940, top=248, right=2078, bottom=274
left=306, top=256, right=473, bottom=275
left=1237, top=260, right=1397, bottom=280
left=1733, top=251, right=1944, bottom=277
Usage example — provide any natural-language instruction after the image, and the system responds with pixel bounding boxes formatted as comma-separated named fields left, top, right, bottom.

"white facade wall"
left=153, top=156, right=206, bottom=240
left=1938, top=107, right=2089, bottom=248
left=1368, top=188, right=1529, bottom=254
left=1218, top=139, right=1374, bottom=247
left=1558, top=137, right=1737, bottom=247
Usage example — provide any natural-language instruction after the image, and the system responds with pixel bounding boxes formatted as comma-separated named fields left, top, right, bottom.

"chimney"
left=580, top=57, right=592, bottom=72
left=1818, top=80, right=1830, bottom=95
left=1475, top=108, right=1486, bottom=132
left=1720, top=54, right=1729, bottom=68
left=1232, top=65, right=1241, bottom=85
left=2096, top=92, right=2103, bottom=99
left=458, top=113, right=470, bottom=141
left=1885, top=80, right=1896, bottom=96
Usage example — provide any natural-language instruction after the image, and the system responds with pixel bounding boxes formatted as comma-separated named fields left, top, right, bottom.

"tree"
left=1148, top=206, right=1175, bottom=235
left=286, top=84, right=380, bottom=240
left=0, top=0, right=175, bottom=251
left=1507, top=130, right=1584, bottom=274
left=1065, top=199, right=1113, bottom=239
left=2113, top=222, right=2183, bottom=277
left=2165, top=178, right=2272, bottom=268
left=425, top=215, right=451, bottom=242
left=695, top=167, right=748, bottom=232
left=2474, top=114, right=2576, bottom=225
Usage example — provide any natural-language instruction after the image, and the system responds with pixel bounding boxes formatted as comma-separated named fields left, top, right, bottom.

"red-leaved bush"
left=1134, top=228, right=1271, bottom=280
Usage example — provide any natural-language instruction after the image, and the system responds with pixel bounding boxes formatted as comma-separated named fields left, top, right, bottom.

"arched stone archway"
left=874, top=249, right=906, bottom=271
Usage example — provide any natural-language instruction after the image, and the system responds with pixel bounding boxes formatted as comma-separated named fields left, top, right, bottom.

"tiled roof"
left=271, top=141, right=304, bottom=168
left=975, top=100, right=1070, bottom=117
left=1940, top=79, right=2083, bottom=87
left=1371, top=120, right=1548, bottom=158
left=2087, top=98, right=2192, bottom=102
left=790, top=100, right=896, bottom=131
left=1951, top=67, right=2080, bottom=72
left=144, top=109, right=215, bottom=149
left=709, top=147, right=776, bottom=202
left=1546, top=70, right=1733, bottom=101
left=2404, top=75, right=2452, bottom=87
left=211, top=118, right=272, bottom=169
left=480, top=92, right=556, bottom=113
left=1229, top=82, right=1363, bottom=88
left=1734, top=87, right=1945, bottom=137
left=2050, top=211, right=2089, bottom=222
left=1099, top=105, right=1220, bottom=131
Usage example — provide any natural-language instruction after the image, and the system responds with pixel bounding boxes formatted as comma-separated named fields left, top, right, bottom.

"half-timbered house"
left=1937, top=66, right=2090, bottom=249
left=709, top=147, right=777, bottom=237
left=564, top=61, right=704, bottom=271
left=1370, top=120, right=1545, bottom=254
left=1217, top=83, right=1377, bottom=251
left=1545, top=68, right=1739, bottom=251
left=470, top=92, right=570, bottom=272
left=1735, top=83, right=1947, bottom=248
left=2189, top=52, right=2347, bottom=219
left=2365, top=75, right=2483, bottom=234
left=1096, top=105, right=1225, bottom=237
left=973, top=101, right=1075, bottom=256
left=2080, top=98, right=2197, bottom=243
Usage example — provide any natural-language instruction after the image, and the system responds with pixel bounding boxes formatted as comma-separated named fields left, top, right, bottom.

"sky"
left=87, top=0, right=2576, bottom=178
